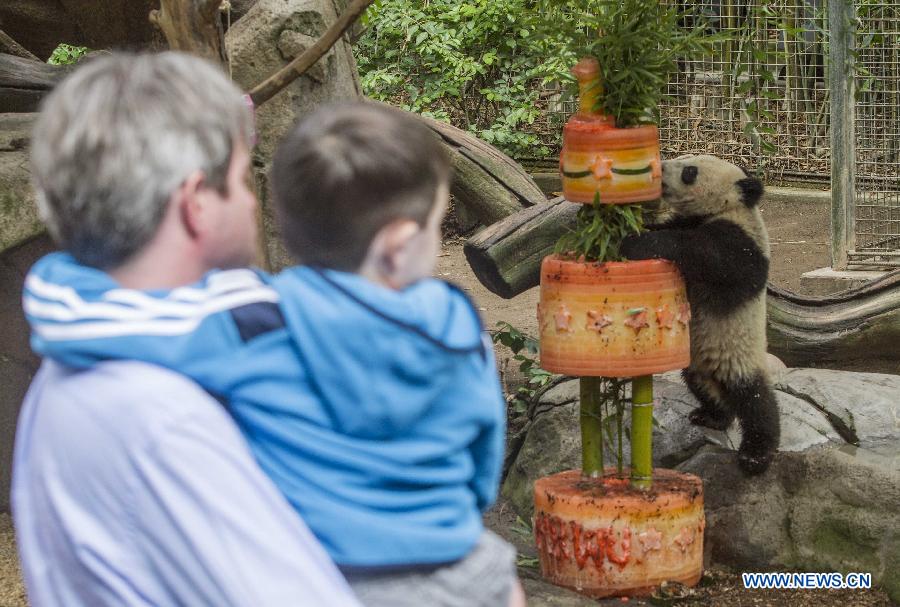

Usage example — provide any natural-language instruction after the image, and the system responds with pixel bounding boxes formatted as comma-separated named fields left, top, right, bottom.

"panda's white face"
left=649, top=154, right=763, bottom=225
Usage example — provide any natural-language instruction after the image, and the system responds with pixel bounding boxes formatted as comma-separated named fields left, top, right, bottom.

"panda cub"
left=621, top=154, right=780, bottom=475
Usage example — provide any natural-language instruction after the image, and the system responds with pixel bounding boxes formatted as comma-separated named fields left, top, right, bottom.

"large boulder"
left=225, top=0, right=361, bottom=269
left=502, top=368, right=900, bottom=601
left=0, top=236, right=54, bottom=512
left=226, top=0, right=361, bottom=161
left=0, top=114, right=42, bottom=254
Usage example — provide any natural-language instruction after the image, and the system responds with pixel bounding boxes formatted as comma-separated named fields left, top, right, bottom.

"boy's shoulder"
left=273, top=267, right=484, bottom=352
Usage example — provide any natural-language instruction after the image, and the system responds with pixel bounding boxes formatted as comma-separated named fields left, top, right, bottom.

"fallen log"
left=465, top=202, right=900, bottom=366
left=463, top=196, right=578, bottom=298
left=0, top=53, right=70, bottom=112
left=766, top=276, right=900, bottom=367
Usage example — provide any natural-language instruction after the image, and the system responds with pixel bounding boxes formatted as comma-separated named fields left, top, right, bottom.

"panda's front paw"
left=737, top=448, right=775, bottom=475
left=620, top=234, right=651, bottom=260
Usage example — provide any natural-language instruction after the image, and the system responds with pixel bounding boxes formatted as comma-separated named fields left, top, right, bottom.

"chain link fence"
left=851, top=2, right=900, bottom=267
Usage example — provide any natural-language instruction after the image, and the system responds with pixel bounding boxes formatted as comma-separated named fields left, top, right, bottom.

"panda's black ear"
left=736, top=177, right=764, bottom=208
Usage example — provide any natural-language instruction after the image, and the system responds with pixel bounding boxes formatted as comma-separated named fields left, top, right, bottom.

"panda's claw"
left=688, top=406, right=734, bottom=431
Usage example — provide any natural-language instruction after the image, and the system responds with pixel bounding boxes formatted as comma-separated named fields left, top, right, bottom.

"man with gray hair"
left=12, top=52, right=361, bottom=606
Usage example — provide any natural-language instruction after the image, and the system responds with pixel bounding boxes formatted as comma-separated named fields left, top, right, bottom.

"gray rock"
left=776, top=368, right=900, bottom=449
left=705, top=390, right=843, bottom=453
left=226, top=0, right=361, bottom=161
left=678, top=445, right=900, bottom=601
left=0, top=114, right=43, bottom=255
left=766, top=352, right=788, bottom=384
left=503, top=374, right=845, bottom=517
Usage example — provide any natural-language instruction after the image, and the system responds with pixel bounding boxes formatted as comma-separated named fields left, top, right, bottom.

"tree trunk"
left=150, top=0, right=228, bottom=65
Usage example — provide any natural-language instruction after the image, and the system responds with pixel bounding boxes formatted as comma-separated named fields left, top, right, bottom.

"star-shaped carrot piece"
left=674, top=526, right=695, bottom=552
left=655, top=304, right=674, bottom=329
left=624, top=308, right=649, bottom=333
left=554, top=304, right=572, bottom=332
left=591, top=155, right=614, bottom=180
left=586, top=310, right=613, bottom=333
left=638, top=527, right=662, bottom=552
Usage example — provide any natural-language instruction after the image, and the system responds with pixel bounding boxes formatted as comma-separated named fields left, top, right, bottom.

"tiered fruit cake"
left=532, top=55, right=705, bottom=600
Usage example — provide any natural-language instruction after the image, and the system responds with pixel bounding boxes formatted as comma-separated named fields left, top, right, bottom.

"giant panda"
left=620, top=154, right=780, bottom=475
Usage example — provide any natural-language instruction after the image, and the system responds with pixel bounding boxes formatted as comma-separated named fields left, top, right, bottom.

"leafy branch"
left=554, top=195, right=645, bottom=262
left=491, top=322, right=557, bottom=415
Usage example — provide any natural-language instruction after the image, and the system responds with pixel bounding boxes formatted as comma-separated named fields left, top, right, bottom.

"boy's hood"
left=271, top=267, right=487, bottom=436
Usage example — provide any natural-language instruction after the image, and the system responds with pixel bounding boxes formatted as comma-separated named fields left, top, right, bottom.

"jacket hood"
left=271, top=267, right=487, bottom=437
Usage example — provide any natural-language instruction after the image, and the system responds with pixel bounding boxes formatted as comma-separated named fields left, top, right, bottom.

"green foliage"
left=550, top=0, right=714, bottom=127
left=355, top=0, right=603, bottom=158
left=554, top=196, right=644, bottom=262
left=491, top=321, right=555, bottom=415
left=48, top=44, right=88, bottom=65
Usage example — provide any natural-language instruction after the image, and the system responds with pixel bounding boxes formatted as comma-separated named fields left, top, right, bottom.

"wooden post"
left=829, top=0, right=856, bottom=270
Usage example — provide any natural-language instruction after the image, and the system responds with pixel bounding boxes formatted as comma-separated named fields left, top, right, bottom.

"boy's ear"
left=363, top=219, right=420, bottom=280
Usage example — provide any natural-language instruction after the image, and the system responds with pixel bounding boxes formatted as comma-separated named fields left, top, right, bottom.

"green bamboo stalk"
left=630, top=374, right=654, bottom=489
left=616, top=393, right=624, bottom=476
left=580, top=377, right=605, bottom=477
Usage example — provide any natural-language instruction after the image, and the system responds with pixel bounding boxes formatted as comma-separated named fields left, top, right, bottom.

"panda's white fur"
left=622, top=154, right=780, bottom=475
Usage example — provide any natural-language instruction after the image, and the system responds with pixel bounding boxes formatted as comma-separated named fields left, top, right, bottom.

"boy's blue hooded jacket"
left=24, top=253, right=506, bottom=568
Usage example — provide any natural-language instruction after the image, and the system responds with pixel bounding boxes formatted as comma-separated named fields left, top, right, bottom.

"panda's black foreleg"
left=683, top=369, right=735, bottom=431
left=723, top=373, right=780, bottom=475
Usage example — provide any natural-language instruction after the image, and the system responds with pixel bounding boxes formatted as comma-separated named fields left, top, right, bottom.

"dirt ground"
left=0, top=193, right=895, bottom=606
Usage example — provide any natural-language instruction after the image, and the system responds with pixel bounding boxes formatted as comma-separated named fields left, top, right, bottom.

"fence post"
left=828, top=0, right=856, bottom=270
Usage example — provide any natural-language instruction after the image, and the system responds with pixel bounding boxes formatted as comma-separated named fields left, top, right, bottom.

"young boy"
left=25, top=102, right=524, bottom=606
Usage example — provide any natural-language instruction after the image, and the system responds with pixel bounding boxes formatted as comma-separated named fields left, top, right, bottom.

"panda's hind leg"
left=724, top=373, right=781, bottom=475
left=683, top=368, right=735, bottom=431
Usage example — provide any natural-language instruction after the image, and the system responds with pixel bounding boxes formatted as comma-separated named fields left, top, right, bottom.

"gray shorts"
left=341, top=530, right=517, bottom=607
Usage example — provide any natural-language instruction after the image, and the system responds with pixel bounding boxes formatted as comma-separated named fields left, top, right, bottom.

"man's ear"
left=176, top=170, right=207, bottom=239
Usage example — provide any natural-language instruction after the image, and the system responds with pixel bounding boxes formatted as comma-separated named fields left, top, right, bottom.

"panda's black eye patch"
left=681, top=166, right=698, bottom=185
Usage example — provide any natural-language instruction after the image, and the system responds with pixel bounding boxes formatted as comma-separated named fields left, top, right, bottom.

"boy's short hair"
left=271, top=102, right=451, bottom=271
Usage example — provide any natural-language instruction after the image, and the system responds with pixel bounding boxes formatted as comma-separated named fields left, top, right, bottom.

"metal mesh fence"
left=850, top=2, right=900, bottom=266
left=659, top=0, right=829, bottom=185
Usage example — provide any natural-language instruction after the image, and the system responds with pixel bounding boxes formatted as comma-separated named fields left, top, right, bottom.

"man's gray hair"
left=31, top=52, right=253, bottom=268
